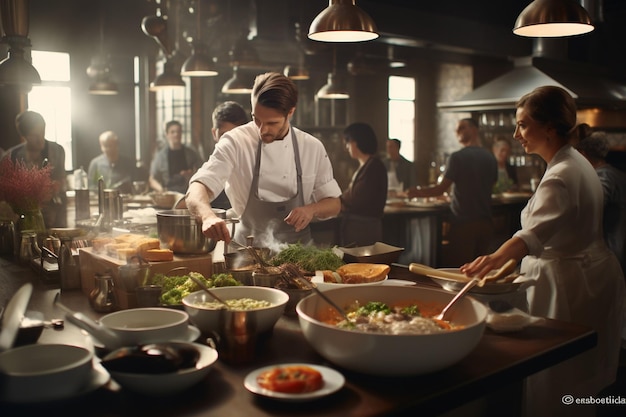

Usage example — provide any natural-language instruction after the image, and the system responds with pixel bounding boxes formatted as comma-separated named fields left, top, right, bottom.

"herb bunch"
left=0, top=158, right=54, bottom=212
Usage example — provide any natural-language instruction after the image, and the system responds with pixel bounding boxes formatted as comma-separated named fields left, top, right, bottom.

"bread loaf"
left=143, top=249, right=174, bottom=262
left=322, top=263, right=389, bottom=284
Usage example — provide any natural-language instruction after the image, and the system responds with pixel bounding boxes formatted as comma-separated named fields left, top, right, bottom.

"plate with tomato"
left=244, top=363, right=345, bottom=401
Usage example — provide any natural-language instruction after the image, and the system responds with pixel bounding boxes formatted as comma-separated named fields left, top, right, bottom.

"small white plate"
left=0, top=361, right=110, bottom=403
left=244, top=363, right=345, bottom=402
left=311, top=273, right=387, bottom=292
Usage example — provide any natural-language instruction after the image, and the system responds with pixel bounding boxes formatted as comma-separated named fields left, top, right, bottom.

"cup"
left=210, top=310, right=258, bottom=365
left=135, top=285, right=163, bottom=307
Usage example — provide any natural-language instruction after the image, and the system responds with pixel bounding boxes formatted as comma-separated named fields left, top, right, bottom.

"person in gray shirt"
left=87, top=131, right=135, bottom=193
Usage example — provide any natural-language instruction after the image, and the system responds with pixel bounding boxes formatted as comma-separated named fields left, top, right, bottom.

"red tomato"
left=257, top=365, right=324, bottom=394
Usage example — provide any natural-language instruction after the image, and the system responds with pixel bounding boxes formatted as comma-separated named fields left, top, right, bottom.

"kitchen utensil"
left=54, top=292, right=122, bottom=351
left=0, top=283, right=33, bottom=351
left=156, top=209, right=234, bottom=254
left=280, top=263, right=351, bottom=324
left=434, top=259, right=517, bottom=321
left=408, top=261, right=522, bottom=284
left=229, top=239, right=271, bottom=273
left=188, top=274, right=231, bottom=309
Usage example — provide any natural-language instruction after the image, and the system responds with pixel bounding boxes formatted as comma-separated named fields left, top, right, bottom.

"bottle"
left=89, top=272, right=117, bottom=313
left=73, top=166, right=88, bottom=191
left=58, top=237, right=81, bottom=290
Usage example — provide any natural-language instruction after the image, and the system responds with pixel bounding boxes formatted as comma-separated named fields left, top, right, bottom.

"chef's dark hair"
left=252, top=72, right=298, bottom=116
left=164, top=120, right=182, bottom=133
left=212, top=101, right=248, bottom=127
left=517, top=85, right=577, bottom=140
left=15, top=110, right=45, bottom=136
left=344, top=122, right=378, bottom=155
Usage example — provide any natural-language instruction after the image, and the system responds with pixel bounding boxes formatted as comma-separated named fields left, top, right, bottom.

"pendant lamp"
left=181, top=0, right=218, bottom=77
left=150, top=58, right=185, bottom=91
left=87, top=4, right=118, bottom=95
left=221, top=66, right=253, bottom=94
left=513, top=0, right=594, bottom=37
left=317, top=48, right=349, bottom=99
left=308, top=0, right=378, bottom=42
left=0, top=0, right=41, bottom=90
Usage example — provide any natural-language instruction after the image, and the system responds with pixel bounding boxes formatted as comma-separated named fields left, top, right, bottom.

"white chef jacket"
left=514, top=145, right=625, bottom=416
left=190, top=122, right=341, bottom=217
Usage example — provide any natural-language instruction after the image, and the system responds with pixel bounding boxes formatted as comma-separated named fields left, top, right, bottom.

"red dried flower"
left=0, top=158, right=54, bottom=212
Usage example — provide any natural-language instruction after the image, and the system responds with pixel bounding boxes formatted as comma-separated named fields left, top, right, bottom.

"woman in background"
left=339, top=123, right=387, bottom=246
left=461, top=86, right=625, bottom=416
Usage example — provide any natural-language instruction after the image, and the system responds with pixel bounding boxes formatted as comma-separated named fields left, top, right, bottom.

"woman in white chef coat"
left=186, top=72, right=341, bottom=246
left=461, top=85, right=625, bottom=416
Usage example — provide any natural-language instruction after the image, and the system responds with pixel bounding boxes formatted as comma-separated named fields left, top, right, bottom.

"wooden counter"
left=0, top=259, right=596, bottom=417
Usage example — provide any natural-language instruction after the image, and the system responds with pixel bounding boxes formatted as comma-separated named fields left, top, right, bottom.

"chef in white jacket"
left=461, top=86, right=625, bottom=417
left=186, top=72, right=341, bottom=246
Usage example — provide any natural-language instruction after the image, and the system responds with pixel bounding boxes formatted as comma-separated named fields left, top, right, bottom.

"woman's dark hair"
left=164, top=120, right=182, bottom=133
left=344, top=123, right=378, bottom=155
left=516, top=85, right=577, bottom=140
left=252, top=72, right=298, bottom=116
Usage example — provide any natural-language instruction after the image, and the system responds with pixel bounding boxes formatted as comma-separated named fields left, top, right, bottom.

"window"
left=388, top=76, right=415, bottom=162
left=29, top=51, right=73, bottom=171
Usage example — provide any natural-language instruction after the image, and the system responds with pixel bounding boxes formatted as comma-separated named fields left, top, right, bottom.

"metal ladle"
left=280, top=263, right=352, bottom=324
left=188, top=275, right=231, bottom=310
left=434, top=259, right=517, bottom=321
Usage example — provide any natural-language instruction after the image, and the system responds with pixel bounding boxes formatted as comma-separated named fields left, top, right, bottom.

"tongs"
left=229, top=239, right=271, bottom=274
left=280, top=263, right=351, bottom=323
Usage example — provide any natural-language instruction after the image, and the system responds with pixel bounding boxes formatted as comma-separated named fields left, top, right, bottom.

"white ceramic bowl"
left=296, top=285, right=487, bottom=376
left=105, top=342, right=218, bottom=395
left=182, top=286, right=288, bottom=335
left=0, top=344, right=93, bottom=402
left=99, top=308, right=189, bottom=346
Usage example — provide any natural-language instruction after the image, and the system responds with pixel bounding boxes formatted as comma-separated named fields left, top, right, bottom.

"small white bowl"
left=182, top=286, right=288, bottom=335
left=0, top=344, right=93, bottom=402
left=105, top=342, right=218, bottom=395
left=99, top=308, right=189, bottom=346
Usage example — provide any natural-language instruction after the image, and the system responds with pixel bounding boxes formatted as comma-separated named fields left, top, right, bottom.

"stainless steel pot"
left=156, top=209, right=230, bottom=255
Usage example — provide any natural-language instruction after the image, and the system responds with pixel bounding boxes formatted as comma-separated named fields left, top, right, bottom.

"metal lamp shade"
left=513, top=0, right=594, bottom=37
left=308, top=0, right=378, bottom=42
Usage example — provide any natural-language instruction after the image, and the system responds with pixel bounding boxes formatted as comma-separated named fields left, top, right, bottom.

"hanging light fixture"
left=513, top=0, right=594, bottom=37
left=229, top=29, right=260, bottom=68
left=181, top=0, right=218, bottom=77
left=150, top=58, right=185, bottom=91
left=317, top=48, right=349, bottom=99
left=284, top=23, right=310, bottom=80
left=87, top=3, right=118, bottom=95
left=308, top=0, right=378, bottom=42
left=221, top=66, right=253, bottom=94
left=0, top=0, right=41, bottom=90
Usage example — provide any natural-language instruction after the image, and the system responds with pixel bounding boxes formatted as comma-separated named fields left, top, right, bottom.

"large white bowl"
left=182, top=286, right=288, bottom=335
left=0, top=344, right=93, bottom=402
left=104, top=342, right=218, bottom=396
left=99, top=308, right=189, bottom=346
left=296, top=286, right=487, bottom=376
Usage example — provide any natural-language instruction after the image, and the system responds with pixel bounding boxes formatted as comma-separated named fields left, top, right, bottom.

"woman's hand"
left=460, top=255, right=502, bottom=278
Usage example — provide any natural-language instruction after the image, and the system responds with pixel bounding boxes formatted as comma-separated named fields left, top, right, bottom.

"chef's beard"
left=260, top=120, right=290, bottom=143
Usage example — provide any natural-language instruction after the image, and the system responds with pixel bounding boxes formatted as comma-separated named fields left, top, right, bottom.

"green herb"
left=356, top=301, right=391, bottom=316
left=401, top=305, right=421, bottom=316
left=151, top=271, right=242, bottom=305
left=270, top=243, right=344, bottom=273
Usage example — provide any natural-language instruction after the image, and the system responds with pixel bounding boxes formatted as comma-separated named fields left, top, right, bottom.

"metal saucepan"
left=156, top=209, right=236, bottom=255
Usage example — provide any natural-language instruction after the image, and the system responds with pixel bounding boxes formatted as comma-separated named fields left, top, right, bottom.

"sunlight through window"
left=388, top=76, right=415, bottom=162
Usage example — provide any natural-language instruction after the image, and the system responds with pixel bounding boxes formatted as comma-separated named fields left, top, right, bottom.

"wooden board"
left=78, top=247, right=212, bottom=309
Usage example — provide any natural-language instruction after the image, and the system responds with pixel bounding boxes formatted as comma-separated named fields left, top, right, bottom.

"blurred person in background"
left=576, top=130, right=626, bottom=272
left=149, top=120, right=203, bottom=194
left=87, top=130, right=135, bottom=194
left=382, top=138, right=416, bottom=197
left=461, top=86, right=625, bottom=417
left=339, top=123, right=388, bottom=246
left=491, top=136, right=519, bottom=194
left=210, top=101, right=249, bottom=210
left=3, top=111, right=67, bottom=228
left=408, top=118, right=497, bottom=266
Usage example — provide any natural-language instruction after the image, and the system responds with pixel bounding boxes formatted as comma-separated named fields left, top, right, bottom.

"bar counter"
left=0, top=257, right=596, bottom=417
